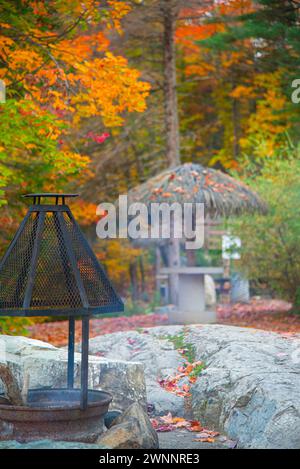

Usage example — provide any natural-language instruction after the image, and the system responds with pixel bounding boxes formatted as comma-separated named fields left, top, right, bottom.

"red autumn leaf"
left=193, top=437, right=215, bottom=443
left=188, top=420, right=203, bottom=432
left=160, top=413, right=173, bottom=424
left=174, top=187, right=185, bottom=193
left=196, top=430, right=220, bottom=438
left=156, top=425, right=174, bottom=432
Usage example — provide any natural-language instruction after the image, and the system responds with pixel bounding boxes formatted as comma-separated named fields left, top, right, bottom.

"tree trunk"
left=161, top=0, right=180, bottom=168
left=155, top=246, right=161, bottom=293
left=139, top=255, right=146, bottom=298
left=168, top=237, right=180, bottom=305
left=161, top=1, right=181, bottom=310
left=129, top=261, right=139, bottom=301
left=232, top=97, right=240, bottom=159
left=186, top=249, right=196, bottom=267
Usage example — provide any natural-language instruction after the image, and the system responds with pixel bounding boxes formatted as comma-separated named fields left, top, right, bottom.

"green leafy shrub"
left=0, top=317, right=32, bottom=336
left=230, top=153, right=300, bottom=309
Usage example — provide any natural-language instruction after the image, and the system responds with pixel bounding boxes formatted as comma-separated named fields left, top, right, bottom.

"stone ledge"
left=0, top=335, right=146, bottom=412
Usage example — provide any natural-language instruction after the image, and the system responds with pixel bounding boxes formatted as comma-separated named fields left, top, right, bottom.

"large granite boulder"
left=84, top=327, right=186, bottom=416
left=0, top=335, right=146, bottom=412
left=85, top=324, right=300, bottom=449
left=186, top=325, right=300, bottom=449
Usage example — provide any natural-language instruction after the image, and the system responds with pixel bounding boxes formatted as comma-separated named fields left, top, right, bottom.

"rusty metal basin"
left=0, top=388, right=112, bottom=443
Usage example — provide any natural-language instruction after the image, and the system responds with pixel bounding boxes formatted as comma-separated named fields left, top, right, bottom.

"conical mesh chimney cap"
left=0, top=194, right=124, bottom=316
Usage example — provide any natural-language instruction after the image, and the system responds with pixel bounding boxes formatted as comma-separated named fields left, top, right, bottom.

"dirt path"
left=158, top=430, right=235, bottom=449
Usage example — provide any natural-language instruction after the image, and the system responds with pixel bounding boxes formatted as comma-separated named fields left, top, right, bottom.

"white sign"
left=222, top=235, right=241, bottom=260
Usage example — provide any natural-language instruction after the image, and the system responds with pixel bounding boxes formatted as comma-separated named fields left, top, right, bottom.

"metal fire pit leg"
left=80, top=316, right=89, bottom=410
left=67, top=317, right=75, bottom=388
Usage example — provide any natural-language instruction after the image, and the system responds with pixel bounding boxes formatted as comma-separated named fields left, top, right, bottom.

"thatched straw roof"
left=128, top=162, right=267, bottom=217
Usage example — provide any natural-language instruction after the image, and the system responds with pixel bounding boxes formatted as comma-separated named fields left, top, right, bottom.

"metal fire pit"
left=0, top=389, right=112, bottom=443
left=0, top=194, right=124, bottom=442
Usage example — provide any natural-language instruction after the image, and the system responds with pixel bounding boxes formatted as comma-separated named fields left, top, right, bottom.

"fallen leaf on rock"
left=193, top=437, right=215, bottom=443
left=172, top=417, right=186, bottom=424
left=152, top=414, right=203, bottom=433
left=150, top=418, right=159, bottom=429
left=160, top=412, right=173, bottom=424
left=156, top=425, right=174, bottom=432
left=188, top=421, right=203, bottom=432
left=195, top=430, right=220, bottom=438
left=174, top=187, right=185, bottom=194
left=174, top=419, right=186, bottom=428
left=178, top=366, right=186, bottom=373
left=127, top=337, right=137, bottom=346
left=189, top=376, right=197, bottom=384
left=159, top=360, right=205, bottom=397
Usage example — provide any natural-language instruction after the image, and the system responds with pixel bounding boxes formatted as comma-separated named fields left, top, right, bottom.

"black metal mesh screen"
left=63, top=213, right=118, bottom=308
left=0, top=206, right=123, bottom=316
left=30, top=212, right=82, bottom=309
left=0, top=213, right=38, bottom=309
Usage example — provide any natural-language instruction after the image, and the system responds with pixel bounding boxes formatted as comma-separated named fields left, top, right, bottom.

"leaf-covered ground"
left=28, top=313, right=169, bottom=346
left=27, top=299, right=300, bottom=347
left=217, top=299, right=300, bottom=335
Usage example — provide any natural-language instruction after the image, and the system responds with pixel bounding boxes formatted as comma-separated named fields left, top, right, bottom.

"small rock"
left=147, top=403, right=155, bottom=416
left=98, top=403, right=159, bottom=449
left=113, top=402, right=158, bottom=447
left=97, top=418, right=155, bottom=449
left=105, top=410, right=122, bottom=429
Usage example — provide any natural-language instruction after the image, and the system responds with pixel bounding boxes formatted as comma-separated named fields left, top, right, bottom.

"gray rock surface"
left=0, top=334, right=146, bottom=412
left=186, top=325, right=300, bottom=449
left=86, top=327, right=186, bottom=416
left=2, top=325, right=300, bottom=448
left=86, top=324, right=300, bottom=449
left=0, top=439, right=108, bottom=449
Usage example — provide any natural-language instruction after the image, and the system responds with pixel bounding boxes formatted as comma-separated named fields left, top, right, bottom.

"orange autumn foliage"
left=0, top=0, right=150, bottom=210
left=176, top=0, right=290, bottom=169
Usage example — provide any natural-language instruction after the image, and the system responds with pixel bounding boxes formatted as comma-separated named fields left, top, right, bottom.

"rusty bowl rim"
left=0, top=388, right=113, bottom=412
